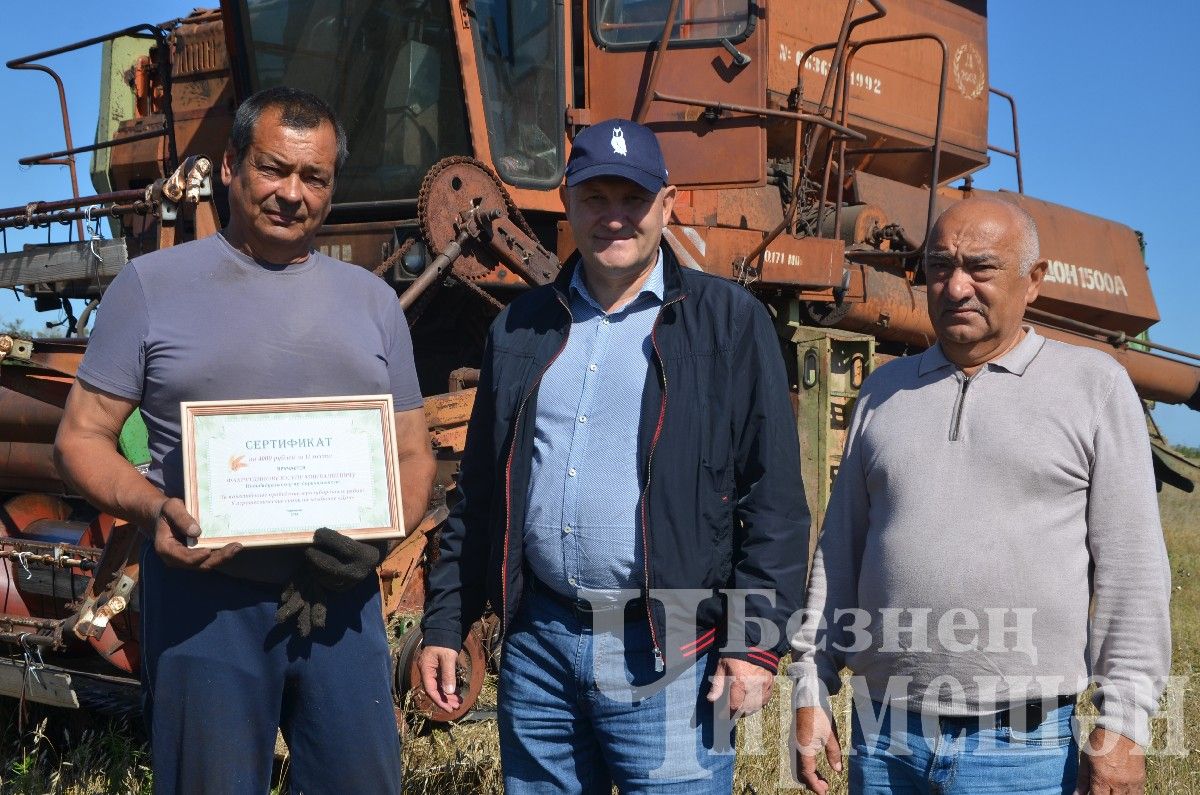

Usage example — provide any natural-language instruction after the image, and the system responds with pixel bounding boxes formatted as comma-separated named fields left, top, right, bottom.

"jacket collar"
left=552, top=240, right=687, bottom=305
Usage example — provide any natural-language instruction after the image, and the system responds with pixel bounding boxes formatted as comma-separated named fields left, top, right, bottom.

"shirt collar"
left=918, top=325, right=1045, bottom=377
left=989, top=326, right=1045, bottom=375
left=570, top=248, right=665, bottom=314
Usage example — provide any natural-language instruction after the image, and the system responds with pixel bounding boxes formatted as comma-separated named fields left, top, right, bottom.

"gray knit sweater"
left=789, top=328, right=1171, bottom=746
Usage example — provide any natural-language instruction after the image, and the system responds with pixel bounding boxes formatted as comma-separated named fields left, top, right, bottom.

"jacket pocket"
left=700, top=483, right=736, bottom=582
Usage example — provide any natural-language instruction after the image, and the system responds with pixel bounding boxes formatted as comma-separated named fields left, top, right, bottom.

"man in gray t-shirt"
left=55, top=87, right=435, bottom=794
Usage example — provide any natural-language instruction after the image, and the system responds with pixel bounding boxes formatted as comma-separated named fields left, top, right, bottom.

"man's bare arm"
left=54, top=378, right=240, bottom=569
left=394, top=406, right=436, bottom=532
left=56, top=380, right=159, bottom=524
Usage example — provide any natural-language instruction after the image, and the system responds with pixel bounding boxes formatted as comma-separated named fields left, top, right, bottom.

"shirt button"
left=588, top=363, right=597, bottom=372
left=563, top=525, right=573, bottom=534
left=578, top=415, right=587, bottom=423
left=568, top=577, right=577, bottom=585
left=568, top=467, right=577, bottom=477
left=602, top=318, right=610, bottom=325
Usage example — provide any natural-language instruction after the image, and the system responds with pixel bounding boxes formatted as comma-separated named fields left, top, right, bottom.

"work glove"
left=276, top=528, right=383, bottom=637
left=276, top=578, right=328, bottom=638
left=305, top=527, right=383, bottom=591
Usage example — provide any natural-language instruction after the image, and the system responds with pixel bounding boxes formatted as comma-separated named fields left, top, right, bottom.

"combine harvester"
left=0, top=0, right=1195, bottom=721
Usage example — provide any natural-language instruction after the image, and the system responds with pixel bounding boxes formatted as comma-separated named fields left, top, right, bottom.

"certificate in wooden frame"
left=180, top=395, right=403, bottom=548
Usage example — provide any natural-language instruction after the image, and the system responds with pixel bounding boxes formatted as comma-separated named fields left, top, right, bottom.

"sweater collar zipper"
left=950, top=372, right=974, bottom=442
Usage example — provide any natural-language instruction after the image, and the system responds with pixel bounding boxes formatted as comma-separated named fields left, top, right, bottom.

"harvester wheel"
left=394, top=624, right=487, bottom=724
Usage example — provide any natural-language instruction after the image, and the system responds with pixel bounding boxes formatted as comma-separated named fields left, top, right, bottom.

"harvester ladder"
left=791, top=0, right=952, bottom=262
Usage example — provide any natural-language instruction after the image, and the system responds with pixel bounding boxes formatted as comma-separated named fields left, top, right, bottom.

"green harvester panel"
left=782, top=315, right=875, bottom=546
left=91, top=36, right=153, bottom=238
left=118, top=410, right=151, bottom=469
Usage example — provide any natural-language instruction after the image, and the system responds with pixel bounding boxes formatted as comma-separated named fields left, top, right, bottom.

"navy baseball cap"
left=565, top=118, right=669, bottom=194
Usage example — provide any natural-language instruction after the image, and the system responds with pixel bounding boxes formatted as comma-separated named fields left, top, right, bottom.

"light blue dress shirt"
left=523, top=251, right=665, bottom=599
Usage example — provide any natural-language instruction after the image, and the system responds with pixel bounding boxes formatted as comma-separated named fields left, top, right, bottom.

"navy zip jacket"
left=422, top=243, right=810, bottom=673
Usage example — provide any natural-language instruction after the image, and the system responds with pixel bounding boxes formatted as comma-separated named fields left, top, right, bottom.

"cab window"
left=593, top=0, right=753, bottom=49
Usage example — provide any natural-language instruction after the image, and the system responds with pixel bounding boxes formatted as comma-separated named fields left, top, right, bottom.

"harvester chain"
left=373, top=236, right=417, bottom=278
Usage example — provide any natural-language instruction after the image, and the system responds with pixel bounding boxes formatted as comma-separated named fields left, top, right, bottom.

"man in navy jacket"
left=418, top=118, right=809, bottom=792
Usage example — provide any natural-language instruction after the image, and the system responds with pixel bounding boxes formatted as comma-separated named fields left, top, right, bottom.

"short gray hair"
left=1008, top=201, right=1040, bottom=276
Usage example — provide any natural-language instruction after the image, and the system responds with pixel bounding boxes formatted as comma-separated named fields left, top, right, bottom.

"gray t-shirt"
left=77, top=232, right=423, bottom=581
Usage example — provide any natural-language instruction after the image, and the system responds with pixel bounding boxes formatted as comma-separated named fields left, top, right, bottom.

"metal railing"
left=786, top=0, right=952, bottom=264
left=987, top=86, right=1024, bottom=194
left=6, top=21, right=182, bottom=240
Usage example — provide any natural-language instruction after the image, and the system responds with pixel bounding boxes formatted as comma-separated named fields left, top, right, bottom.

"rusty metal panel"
left=0, top=442, right=63, bottom=493
left=313, top=223, right=396, bottom=273
left=425, top=389, right=476, bottom=454
left=430, top=425, right=469, bottom=452
left=852, top=170, right=961, bottom=245
left=0, top=389, right=63, bottom=444
left=424, top=389, right=476, bottom=428
left=769, top=0, right=989, bottom=186
left=685, top=226, right=845, bottom=288
left=983, top=191, right=1161, bottom=335
left=583, top=0, right=768, bottom=188
left=850, top=177, right=1161, bottom=336
left=715, top=186, right=786, bottom=231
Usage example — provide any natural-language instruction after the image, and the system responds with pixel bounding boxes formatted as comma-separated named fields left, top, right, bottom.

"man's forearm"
left=398, top=447, right=436, bottom=531
left=55, top=433, right=165, bottom=531
left=55, top=380, right=166, bottom=532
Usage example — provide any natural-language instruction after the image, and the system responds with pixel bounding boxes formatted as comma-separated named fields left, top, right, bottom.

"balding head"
left=923, top=197, right=1049, bottom=372
left=929, top=197, right=1040, bottom=275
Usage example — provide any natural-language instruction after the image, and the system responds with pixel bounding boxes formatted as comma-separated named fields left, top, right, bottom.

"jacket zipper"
left=501, top=293, right=572, bottom=638
left=641, top=294, right=685, bottom=672
left=949, top=375, right=970, bottom=441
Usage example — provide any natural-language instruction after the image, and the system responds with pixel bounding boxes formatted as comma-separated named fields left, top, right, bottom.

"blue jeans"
left=850, top=697, right=1079, bottom=794
left=498, top=587, right=736, bottom=793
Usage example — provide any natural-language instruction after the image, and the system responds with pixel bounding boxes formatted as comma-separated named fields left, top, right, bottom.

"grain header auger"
left=0, top=0, right=1197, bottom=722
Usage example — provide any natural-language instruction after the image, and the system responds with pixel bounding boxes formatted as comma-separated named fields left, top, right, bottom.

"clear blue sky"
left=0, top=1, right=1197, bottom=444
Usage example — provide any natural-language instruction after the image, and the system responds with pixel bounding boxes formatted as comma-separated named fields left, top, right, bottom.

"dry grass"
left=401, top=675, right=503, bottom=792
left=1146, top=484, right=1200, bottom=794
left=1, top=487, right=1196, bottom=793
left=0, top=704, right=150, bottom=794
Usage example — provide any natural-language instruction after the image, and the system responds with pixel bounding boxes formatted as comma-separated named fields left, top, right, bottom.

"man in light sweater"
left=791, top=197, right=1171, bottom=794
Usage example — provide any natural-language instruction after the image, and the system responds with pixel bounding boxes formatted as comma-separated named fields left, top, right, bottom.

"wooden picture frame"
left=179, top=395, right=404, bottom=548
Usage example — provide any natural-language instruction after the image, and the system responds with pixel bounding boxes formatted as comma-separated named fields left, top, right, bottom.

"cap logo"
left=610, top=127, right=627, bottom=156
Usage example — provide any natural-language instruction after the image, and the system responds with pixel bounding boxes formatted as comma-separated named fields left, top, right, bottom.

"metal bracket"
left=720, top=38, right=752, bottom=68
left=0, top=335, right=34, bottom=363
left=73, top=572, right=137, bottom=640
left=565, top=106, right=592, bottom=130
left=832, top=268, right=852, bottom=305
left=156, top=155, right=214, bottom=222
